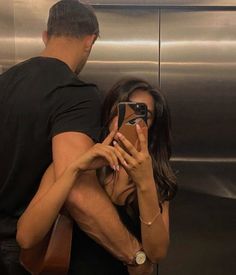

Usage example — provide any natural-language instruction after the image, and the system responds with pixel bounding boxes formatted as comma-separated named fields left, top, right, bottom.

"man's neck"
left=40, top=37, right=84, bottom=72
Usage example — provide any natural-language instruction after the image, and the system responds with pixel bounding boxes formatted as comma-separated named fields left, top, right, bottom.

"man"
left=0, top=1, right=152, bottom=274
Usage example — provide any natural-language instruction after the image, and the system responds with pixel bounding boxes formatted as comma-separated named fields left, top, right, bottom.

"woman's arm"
left=16, top=164, right=79, bottom=249
left=136, top=179, right=169, bottom=263
left=17, top=135, right=152, bottom=272
left=17, top=132, right=120, bottom=249
left=114, top=124, right=170, bottom=263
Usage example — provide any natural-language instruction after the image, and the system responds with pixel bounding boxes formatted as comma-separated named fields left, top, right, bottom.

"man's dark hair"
left=47, top=0, right=99, bottom=38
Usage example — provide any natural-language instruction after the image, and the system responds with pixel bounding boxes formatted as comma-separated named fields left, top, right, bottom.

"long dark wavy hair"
left=100, top=78, right=177, bottom=204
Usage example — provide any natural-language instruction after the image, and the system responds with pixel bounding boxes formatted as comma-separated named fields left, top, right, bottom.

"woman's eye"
left=126, top=118, right=136, bottom=125
left=126, top=117, right=142, bottom=125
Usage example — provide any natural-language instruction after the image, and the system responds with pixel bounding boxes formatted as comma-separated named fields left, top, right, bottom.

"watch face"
left=136, top=251, right=146, bottom=265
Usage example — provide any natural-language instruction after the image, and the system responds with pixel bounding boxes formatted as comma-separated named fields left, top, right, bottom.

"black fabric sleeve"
left=50, top=85, right=102, bottom=142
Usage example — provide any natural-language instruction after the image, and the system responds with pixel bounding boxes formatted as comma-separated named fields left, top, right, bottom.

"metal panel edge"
left=85, top=0, right=236, bottom=7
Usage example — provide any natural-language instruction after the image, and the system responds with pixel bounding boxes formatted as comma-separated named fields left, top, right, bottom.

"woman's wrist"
left=135, top=176, right=155, bottom=192
left=66, top=162, right=81, bottom=178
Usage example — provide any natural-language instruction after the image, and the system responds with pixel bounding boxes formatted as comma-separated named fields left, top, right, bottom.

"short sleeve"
left=50, top=85, right=102, bottom=142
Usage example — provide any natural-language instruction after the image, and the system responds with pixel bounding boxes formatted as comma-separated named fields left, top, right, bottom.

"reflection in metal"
left=13, top=0, right=56, bottom=63
left=87, top=0, right=236, bottom=7
left=172, top=157, right=236, bottom=198
left=0, top=0, right=236, bottom=199
left=172, top=157, right=236, bottom=163
left=161, top=9, right=236, bottom=198
left=0, top=0, right=15, bottom=71
left=80, top=7, right=159, bottom=92
left=0, top=0, right=57, bottom=71
left=172, top=161, right=236, bottom=199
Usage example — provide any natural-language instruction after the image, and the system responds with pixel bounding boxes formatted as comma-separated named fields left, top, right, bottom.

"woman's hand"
left=71, top=130, right=121, bottom=172
left=113, top=124, right=154, bottom=187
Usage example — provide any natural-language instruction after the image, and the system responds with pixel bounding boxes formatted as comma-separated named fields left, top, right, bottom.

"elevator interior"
left=0, top=0, right=235, bottom=274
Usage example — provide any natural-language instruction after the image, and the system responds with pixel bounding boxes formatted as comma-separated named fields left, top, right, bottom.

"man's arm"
left=52, top=131, right=141, bottom=263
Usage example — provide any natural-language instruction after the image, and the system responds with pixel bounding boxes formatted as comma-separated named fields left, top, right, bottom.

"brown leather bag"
left=20, top=213, right=73, bottom=275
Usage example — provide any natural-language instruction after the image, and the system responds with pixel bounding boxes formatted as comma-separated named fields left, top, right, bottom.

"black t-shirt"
left=0, top=57, right=101, bottom=238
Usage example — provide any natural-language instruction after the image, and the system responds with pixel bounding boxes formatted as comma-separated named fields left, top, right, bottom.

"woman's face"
left=129, top=89, right=155, bottom=128
left=109, top=89, right=155, bottom=132
left=106, top=89, right=155, bottom=205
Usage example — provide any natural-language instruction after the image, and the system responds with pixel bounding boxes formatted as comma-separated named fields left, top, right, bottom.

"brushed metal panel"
left=161, top=9, right=236, bottom=158
left=161, top=9, right=236, bottom=197
left=172, top=160, right=236, bottom=198
left=0, top=0, right=15, bottom=72
left=159, top=0, right=236, bottom=5
left=87, top=0, right=236, bottom=7
left=13, top=0, right=57, bottom=63
left=80, top=7, right=159, bottom=92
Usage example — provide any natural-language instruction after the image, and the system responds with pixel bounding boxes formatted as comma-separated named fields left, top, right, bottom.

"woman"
left=17, top=78, right=177, bottom=274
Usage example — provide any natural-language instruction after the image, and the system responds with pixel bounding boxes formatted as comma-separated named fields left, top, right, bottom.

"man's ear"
left=42, top=31, right=49, bottom=46
left=84, top=34, right=97, bottom=53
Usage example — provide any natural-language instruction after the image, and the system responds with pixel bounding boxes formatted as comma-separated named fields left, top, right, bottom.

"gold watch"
left=127, top=250, right=146, bottom=266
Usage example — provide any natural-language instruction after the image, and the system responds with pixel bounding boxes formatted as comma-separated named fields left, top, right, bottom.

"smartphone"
left=116, top=102, right=147, bottom=150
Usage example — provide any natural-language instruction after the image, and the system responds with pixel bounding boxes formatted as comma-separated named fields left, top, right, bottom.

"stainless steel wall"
left=80, top=6, right=159, bottom=92
left=0, top=0, right=15, bottom=72
left=89, top=0, right=236, bottom=6
left=160, top=8, right=236, bottom=198
left=13, top=0, right=56, bottom=64
left=0, top=0, right=55, bottom=71
left=0, top=0, right=235, bottom=198
left=1, top=1, right=236, bottom=275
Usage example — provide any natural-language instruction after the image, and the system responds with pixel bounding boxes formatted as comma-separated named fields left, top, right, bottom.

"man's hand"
left=127, top=259, right=154, bottom=275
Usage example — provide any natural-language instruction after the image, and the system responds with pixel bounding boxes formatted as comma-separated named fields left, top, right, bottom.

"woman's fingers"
left=113, top=140, right=136, bottom=168
left=116, top=132, right=139, bottom=158
left=136, top=123, right=148, bottom=152
left=102, top=129, right=117, bottom=146
left=112, top=116, right=118, bottom=131
left=102, top=116, right=118, bottom=146
left=112, top=144, right=126, bottom=167
left=104, top=146, right=119, bottom=170
left=96, top=144, right=119, bottom=170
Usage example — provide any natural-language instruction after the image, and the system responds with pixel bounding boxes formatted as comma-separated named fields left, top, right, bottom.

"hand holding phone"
left=116, top=102, right=147, bottom=150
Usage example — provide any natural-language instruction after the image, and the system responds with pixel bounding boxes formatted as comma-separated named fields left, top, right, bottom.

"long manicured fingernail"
left=113, top=140, right=117, bottom=146
left=113, top=165, right=116, bottom=171
left=116, top=165, right=120, bottom=171
left=117, top=132, right=123, bottom=138
left=123, top=160, right=128, bottom=166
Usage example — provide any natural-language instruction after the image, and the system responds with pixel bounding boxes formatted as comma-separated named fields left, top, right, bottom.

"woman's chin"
left=114, top=187, right=136, bottom=206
